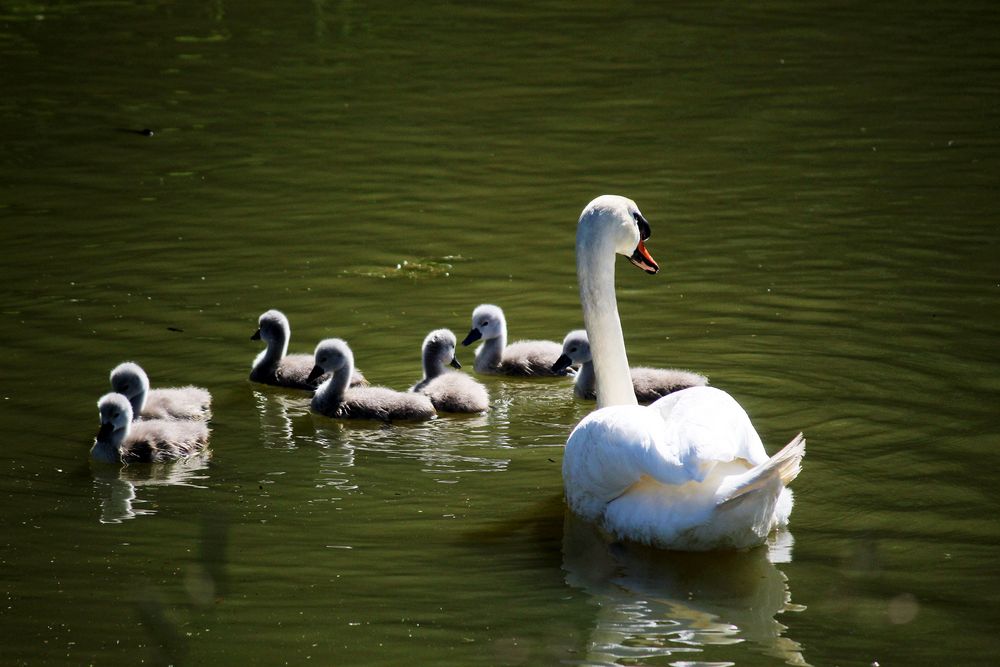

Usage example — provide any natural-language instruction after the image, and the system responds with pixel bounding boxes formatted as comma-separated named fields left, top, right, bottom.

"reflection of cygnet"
left=92, top=393, right=210, bottom=464
left=110, top=362, right=211, bottom=421
left=309, top=338, right=436, bottom=422
left=250, top=309, right=366, bottom=390
left=561, top=513, right=807, bottom=666
left=461, top=304, right=569, bottom=376
left=552, top=329, right=707, bottom=403
left=411, top=329, right=489, bottom=413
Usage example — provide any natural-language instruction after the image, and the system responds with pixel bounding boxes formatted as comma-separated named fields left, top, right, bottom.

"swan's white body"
left=562, top=195, right=804, bottom=551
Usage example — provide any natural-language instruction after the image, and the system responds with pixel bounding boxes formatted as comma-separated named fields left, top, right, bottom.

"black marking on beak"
left=97, top=422, right=113, bottom=441
left=250, top=329, right=262, bottom=341
left=449, top=357, right=462, bottom=369
left=461, top=328, right=482, bottom=346
left=307, top=365, right=325, bottom=383
left=635, top=211, right=651, bottom=241
left=551, top=353, right=574, bottom=374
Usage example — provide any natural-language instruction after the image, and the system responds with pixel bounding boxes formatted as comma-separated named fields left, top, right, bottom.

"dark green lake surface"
left=2, top=1, right=999, bottom=665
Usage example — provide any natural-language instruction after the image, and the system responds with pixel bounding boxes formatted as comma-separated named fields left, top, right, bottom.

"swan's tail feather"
left=717, top=433, right=805, bottom=507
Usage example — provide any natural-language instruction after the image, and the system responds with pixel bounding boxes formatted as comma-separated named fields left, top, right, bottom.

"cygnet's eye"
left=480, top=320, right=489, bottom=327
left=568, top=346, right=577, bottom=354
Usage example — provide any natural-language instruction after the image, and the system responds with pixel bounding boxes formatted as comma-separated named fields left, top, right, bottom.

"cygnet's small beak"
left=551, top=353, right=574, bottom=374
left=250, top=329, right=262, bottom=341
left=449, top=357, right=462, bottom=369
left=461, top=328, right=482, bottom=346
left=307, top=365, right=326, bottom=383
left=96, top=422, right=113, bottom=441
left=629, top=240, right=659, bottom=275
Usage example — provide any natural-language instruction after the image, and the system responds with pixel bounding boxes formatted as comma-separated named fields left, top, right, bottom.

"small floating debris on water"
left=343, top=256, right=465, bottom=280
left=114, top=127, right=155, bottom=136
left=167, top=326, right=184, bottom=332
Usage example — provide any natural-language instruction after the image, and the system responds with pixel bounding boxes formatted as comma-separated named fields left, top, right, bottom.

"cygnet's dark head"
left=308, top=338, right=353, bottom=383
left=462, top=304, right=506, bottom=346
left=96, top=392, right=134, bottom=442
left=109, top=362, right=150, bottom=402
left=251, top=309, right=291, bottom=344
left=422, top=328, right=462, bottom=371
left=552, top=329, right=591, bottom=374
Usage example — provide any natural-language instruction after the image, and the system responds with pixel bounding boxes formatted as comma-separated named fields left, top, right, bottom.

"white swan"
left=461, top=303, right=570, bottom=376
left=309, top=338, right=436, bottom=422
left=110, top=362, right=212, bottom=421
left=250, top=309, right=367, bottom=390
left=410, top=329, right=490, bottom=413
left=93, top=393, right=210, bottom=464
left=552, top=329, right=708, bottom=403
left=562, top=195, right=805, bottom=551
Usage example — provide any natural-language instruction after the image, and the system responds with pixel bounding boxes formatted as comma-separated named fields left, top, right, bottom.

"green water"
left=2, top=1, right=999, bottom=665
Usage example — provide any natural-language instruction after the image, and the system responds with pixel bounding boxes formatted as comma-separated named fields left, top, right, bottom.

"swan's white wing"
left=562, top=404, right=705, bottom=520
left=647, top=385, right=769, bottom=466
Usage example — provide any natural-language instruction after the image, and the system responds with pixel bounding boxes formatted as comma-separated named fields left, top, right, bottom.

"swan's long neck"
left=475, top=329, right=505, bottom=371
left=92, top=427, right=125, bottom=463
left=255, top=329, right=289, bottom=373
left=129, top=386, right=147, bottom=416
left=422, top=353, right=444, bottom=381
left=577, top=228, right=638, bottom=408
left=573, top=360, right=596, bottom=398
left=313, top=360, right=352, bottom=411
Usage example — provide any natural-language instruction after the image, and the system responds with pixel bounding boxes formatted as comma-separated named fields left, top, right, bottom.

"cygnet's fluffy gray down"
left=250, top=309, right=367, bottom=390
left=461, top=304, right=570, bottom=377
left=410, top=329, right=489, bottom=413
left=552, top=329, right=708, bottom=403
left=309, top=338, right=435, bottom=422
left=110, top=362, right=212, bottom=421
left=92, top=393, right=210, bottom=464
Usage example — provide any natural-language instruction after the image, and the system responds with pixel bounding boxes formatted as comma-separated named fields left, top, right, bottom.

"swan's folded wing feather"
left=648, top=385, right=770, bottom=466
left=563, top=405, right=703, bottom=519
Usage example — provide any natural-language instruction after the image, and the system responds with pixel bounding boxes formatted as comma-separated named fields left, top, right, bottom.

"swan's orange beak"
left=629, top=240, right=659, bottom=274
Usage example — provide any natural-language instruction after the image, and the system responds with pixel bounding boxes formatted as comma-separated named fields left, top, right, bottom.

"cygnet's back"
left=309, top=338, right=435, bottom=422
left=461, top=304, right=569, bottom=377
left=552, top=329, right=708, bottom=403
left=110, top=362, right=212, bottom=421
left=250, top=309, right=367, bottom=390
left=93, top=393, right=210, bottom=464
left=411, top=329, right=489, bottom=413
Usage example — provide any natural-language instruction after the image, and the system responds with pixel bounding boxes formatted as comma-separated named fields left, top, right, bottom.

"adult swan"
left=562, top=195, right=805, bottom=551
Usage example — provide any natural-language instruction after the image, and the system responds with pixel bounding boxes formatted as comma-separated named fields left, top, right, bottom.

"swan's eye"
left=569, top=347, right=577, bottom=353
left=480, top=321, right=489, bottom=327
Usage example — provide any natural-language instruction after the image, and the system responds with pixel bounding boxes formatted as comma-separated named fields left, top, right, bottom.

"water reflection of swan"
left=251, top=388, right=313, bottom=449
left=91, top=456, right=211, bottom=524
left=562, top=512, right=808, bottom=666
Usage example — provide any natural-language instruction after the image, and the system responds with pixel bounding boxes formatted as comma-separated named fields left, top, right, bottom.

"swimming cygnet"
left=250, top=309, right=367, bottom=390
left=92, top=393, right=210, bottom=464
left=309, top=338, right=436, bottom=422
left=110, top=362, right=212, bottom=421
left=552, top=329, right=708, bottom=403
left=461, top=304, right=570, bottom=376
left=410, top=329, right=489, bottom=413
